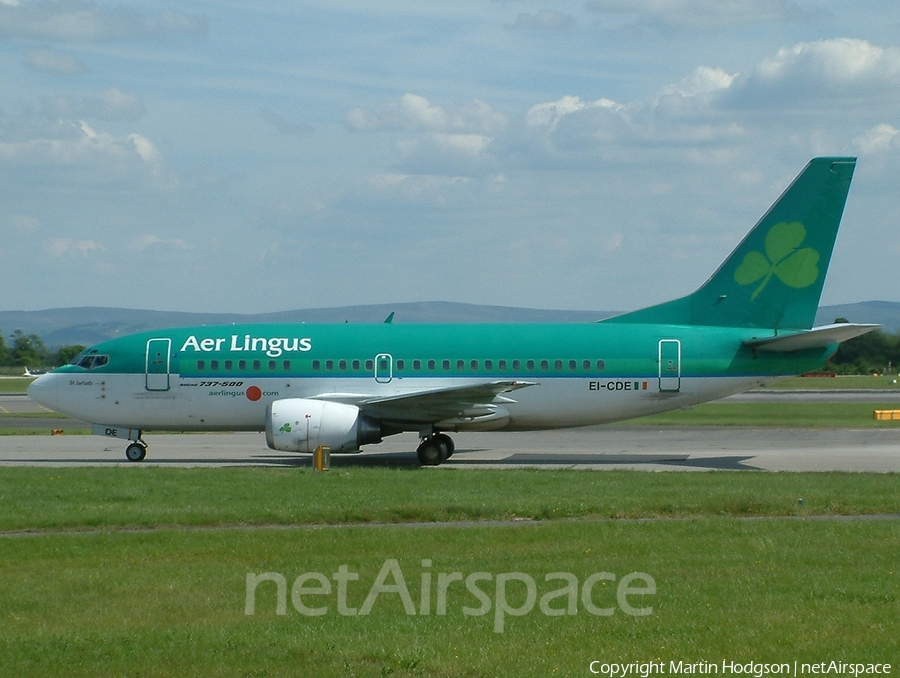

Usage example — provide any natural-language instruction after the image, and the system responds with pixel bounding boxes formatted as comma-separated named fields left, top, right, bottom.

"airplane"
left=23, top=367, right=49, bottom=377
left=28, top=157, right=879, bottom=465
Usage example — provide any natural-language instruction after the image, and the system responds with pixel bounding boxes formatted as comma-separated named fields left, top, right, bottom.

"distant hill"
left=814, top=301, right=900, bottom=332
left=0, top=303, right=615, bottom=347
left=0, top=300, right=896, bottom=348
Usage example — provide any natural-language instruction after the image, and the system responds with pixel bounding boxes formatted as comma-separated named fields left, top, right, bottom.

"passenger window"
left=583, top=360, right=591, bottom=371
left=326, top=360, right=334, bottom=371
left=269, top=360, right=277, bottom=371
left=456, top=360, right=464, bottom=371
left=210, top=360, right=219, bottom=371
left=413, top=359, right=421, bottom=371
left=554, top=360, right=563, bottom=370
left=470, top=359, right=478, bottom=371
left=427, top=359, right=436, bottom=370
left=498, top=360, right=506, bottom=371
left=442, top=360, right=450, bottom=371
left=513, top=360, right=521, bottom=370
left=541, top=360, right=549, bottom=371
left=484, top=359, right=493, bottom=370
left=366, top=359, right=374, bottom=371
left=352, top=359, right=360, bottom=371
left=239, top=360, right=247, bottom=371
left=225, top=360, right=233, bottom=370
left=253, top=360, right=261, bottom=371
left=312, top=360, right=320, bottom=371
left=396, top=359, right=405, bottom=371
left=597, top=360, right=606, bottom=371
left=569, top=360, right=577, bottom=371
left=526, top=360, right=534, bottom=370
left=283, top=360, right=291, bottom=371
left=197, top=360, right=205, bottom=371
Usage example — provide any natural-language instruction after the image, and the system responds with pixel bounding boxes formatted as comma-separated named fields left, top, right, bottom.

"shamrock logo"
left=279, top=423, right=292, bottom=433
left=734, top=221, right=820, bottom=300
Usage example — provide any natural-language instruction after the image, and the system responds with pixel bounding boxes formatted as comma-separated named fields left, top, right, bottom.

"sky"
left=1, top=0, right=899, bottom=315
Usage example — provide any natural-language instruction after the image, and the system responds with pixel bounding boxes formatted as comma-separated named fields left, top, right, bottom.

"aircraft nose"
left=27, top=373, right=59, bottom=412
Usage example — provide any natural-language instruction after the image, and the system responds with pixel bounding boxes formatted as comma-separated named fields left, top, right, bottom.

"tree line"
left=830, top=327, right=900, bottom=375
left=0, top=330, right=84, bottom=368
left=2, top=325, right=899, bottom=375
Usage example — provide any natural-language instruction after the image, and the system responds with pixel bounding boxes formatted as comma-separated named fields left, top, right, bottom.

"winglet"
left=383, top=311, right=395, bottom=324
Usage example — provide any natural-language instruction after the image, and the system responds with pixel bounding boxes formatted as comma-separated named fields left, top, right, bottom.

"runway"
left=1, top=427, right=899, bottom=472
left=2, top=393, right=900, bottom=471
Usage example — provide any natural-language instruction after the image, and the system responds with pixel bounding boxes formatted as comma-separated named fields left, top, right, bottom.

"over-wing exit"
left=29, top=158, right=878, bottom=465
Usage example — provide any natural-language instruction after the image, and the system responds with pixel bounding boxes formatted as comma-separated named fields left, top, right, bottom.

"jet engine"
left=265, top=398, right=382, bottom=453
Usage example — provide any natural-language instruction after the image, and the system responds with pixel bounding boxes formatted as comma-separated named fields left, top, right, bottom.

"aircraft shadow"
left=12, top=453, right=762, bottom=471
left=256, top=451, right=764, bottom=471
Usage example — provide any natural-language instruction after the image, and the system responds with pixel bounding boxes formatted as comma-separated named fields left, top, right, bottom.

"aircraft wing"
left=743, top=323, right=880, bottom=352
left=312, top=380, right=537, bottom=424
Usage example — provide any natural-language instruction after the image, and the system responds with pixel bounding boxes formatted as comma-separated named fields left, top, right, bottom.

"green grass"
left=0, top=467, right=897, bottom=532
left=0, top=376, right=33, bottom=394
left=629, top=401, right=900, bottom=427
left=1, top=469, right=897, bottom=676
left=769, top=374, right=900, bottom=389
left=1, top=518, right=897, bottom=676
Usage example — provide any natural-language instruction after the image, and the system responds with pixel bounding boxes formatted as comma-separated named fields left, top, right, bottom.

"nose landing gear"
left=125, top=440, right=147, bottom=462
left=416, top=432, right=455, bottom=466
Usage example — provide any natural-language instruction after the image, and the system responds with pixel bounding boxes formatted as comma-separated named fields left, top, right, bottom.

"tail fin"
left=604, top=157, right=856, bottom=330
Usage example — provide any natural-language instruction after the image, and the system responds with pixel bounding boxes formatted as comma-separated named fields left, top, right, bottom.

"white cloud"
left=260, top=109, right=313, bottom=136
left=731, top=39, right=900, bottom=106
left=24, top=48, right=86, bottom=74
left=0, top=121, right=163, bottom=177
left=525, top=96, right=622, bottom=130
left=854, top=124, right=900, bottom=155
left=13, top=215, right=40, bottom=231
left=507, top=10, right=577, bottom=32
left=347, top=94, right=508, bottom=135
left=398, top=132, right=491, bottom=158
left=0, top=1, right=207, bottom=42
left=130, top=235, right=192, bottom=251
left=48, top=237, right=103, bottom=257
left=585, top=0, right=823, bottom=32
left=519, top=39, right=900, bottom=162
left=42, top=87, right=146, bottom=121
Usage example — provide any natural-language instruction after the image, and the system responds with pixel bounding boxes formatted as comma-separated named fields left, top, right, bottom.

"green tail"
left=604, top=157, right=856, bottom=330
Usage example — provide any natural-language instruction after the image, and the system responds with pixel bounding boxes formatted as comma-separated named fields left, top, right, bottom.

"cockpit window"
left=70, top=351, right=109, bottom=370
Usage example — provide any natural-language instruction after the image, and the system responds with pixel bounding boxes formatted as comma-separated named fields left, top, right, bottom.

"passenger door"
left=658, top=339, right=681, bottom=392
left=145, top=338, right=171, bottom=391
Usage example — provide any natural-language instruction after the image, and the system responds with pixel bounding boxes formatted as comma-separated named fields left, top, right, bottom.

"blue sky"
left=2, top=0, right=899, bottom=314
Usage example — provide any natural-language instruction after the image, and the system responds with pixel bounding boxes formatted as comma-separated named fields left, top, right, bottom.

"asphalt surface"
left=2, top=392, right=900, bottom=471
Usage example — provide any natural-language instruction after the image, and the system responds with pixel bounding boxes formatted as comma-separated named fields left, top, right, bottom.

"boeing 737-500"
left=28, top=157, right=878, bottom=465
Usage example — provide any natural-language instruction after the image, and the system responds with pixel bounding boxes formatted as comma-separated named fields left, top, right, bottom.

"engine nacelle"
left=265, top=398, right=382, bottom=453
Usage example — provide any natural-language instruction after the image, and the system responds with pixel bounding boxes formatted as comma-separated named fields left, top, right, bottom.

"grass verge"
left=0, top=467, right=897, bottom=532
left=629, top=401, right=900, bottom=427
left=1, top=469, right=897, bottom=676
left=1, top=518, right=897, bottom=676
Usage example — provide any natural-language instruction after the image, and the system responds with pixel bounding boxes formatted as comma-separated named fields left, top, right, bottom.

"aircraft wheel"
left=434, top=433, right=455, bottom=459
left=125, top=442, right=147, bottom=462
left=417, top=438, right=447, bottom=466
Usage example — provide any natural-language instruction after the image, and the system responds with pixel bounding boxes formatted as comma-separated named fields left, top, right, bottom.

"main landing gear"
left=125, top=439, right=147, bottom=462
left=417, top=433, right=455, bottom=466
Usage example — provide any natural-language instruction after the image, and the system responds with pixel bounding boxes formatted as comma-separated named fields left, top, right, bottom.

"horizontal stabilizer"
left=743, top=323, right=880, bottom=352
